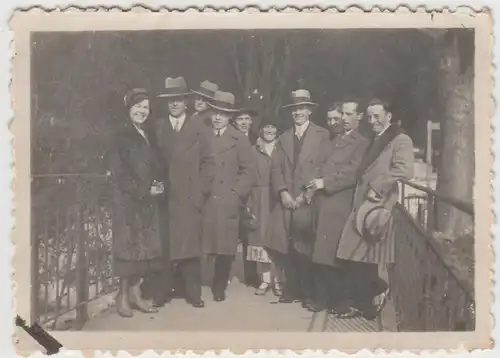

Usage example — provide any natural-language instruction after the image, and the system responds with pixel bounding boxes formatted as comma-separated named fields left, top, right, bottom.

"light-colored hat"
left=207, top=91, right=240, bottom=112
left=191, top=80, right=219, bottom=100
left=355, top=200, right=392, bottom=241
left=157, top=76, right=191, bottom=98
left=281, top=89, right=319, bottom=109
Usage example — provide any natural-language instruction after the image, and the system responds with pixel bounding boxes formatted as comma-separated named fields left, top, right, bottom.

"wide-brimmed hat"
left=157, top=76, right=191, bottom=98
left=282, top=89, right=319, bottom=109
left=207, top=91, right=240, bottom=113
left=191, top=80, right=219, bottom=100
left=355, top=200, right=392, bottom=241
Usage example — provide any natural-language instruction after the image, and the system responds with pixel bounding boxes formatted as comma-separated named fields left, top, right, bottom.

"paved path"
left=83, top=250, right=397, bottom=332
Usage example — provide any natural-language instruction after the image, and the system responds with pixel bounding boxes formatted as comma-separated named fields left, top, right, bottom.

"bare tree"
left=433, top=29, right=475, bottom=238
left=231, top=32, right=293, bottom=125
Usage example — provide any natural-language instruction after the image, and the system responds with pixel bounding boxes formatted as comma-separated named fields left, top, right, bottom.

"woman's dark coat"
left=311, top=130, right=370, bottom=266
left=246, top=140, right=275, bottom=247
left=202, top=125, right=256, bottom=256
left=111, top=123, right=163, bottom=262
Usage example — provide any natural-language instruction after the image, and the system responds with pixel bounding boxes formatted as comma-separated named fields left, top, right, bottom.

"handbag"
left=241, top=204, right=259, bottom=231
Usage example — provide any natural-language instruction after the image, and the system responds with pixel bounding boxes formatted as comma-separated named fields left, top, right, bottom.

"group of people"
left=111, top=76, right=415, bottom=321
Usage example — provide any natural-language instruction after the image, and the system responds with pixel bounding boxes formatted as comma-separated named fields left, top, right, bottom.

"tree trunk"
left=435, top=30, right=474, bottom=238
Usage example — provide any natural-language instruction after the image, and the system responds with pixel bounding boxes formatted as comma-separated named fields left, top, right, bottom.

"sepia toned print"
left=11, top=9, right=492, bottom=353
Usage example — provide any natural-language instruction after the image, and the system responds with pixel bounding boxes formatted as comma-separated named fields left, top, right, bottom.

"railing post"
left=74, top=180, right=89, bottom=329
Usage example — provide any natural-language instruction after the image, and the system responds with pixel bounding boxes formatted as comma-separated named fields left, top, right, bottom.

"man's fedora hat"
left=355, top=200, right=392, bottom=241
left=191, top=80, right=219, bottom=100
left=157, top=76, right=192, bottom=98
left=282, top=89, right=319, bottom=109
left=207, top=91, right=240, bottom=113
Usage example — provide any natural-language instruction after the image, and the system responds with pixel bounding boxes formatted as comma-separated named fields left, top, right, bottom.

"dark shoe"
left=187, top=298, right=205, bottom=308
left=301, top=298, right=314, bottom=309
left=307, top=302, right=327, bottom=313
left=335, top=306, right=362, bottom=319
left=152, top=296, right=171, bottom=308
left=362, top=289, right=390, bottom=320
left=278, top=295, right=299, bottom=303
left=213, top=293, right=226, bottom=302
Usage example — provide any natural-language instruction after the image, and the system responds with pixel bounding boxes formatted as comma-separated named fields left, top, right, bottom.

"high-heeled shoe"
left=116, top=279, right=133, bottom=318
left=129, top=280, right=159, bottom=314
left=254, top=282, right=271, bottom=296
left=272, top=283, right=284, bottom=297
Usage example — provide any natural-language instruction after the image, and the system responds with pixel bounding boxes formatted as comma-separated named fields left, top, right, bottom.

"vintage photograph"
left=12, top=10, right=492, bottom=352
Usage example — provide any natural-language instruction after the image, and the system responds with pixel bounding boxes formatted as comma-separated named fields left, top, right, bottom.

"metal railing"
left=390, top=179, right=475, bottom=331
left=31, top=174, right=117, bottom=329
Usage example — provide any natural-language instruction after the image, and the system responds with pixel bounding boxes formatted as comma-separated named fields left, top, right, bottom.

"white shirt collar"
left=294, top=120, right=310, bottom=138
left=214, top=126, right=227, bottom=136
left=169, top=113, right=187, bottom=131
left=344, top=129, right=353, bottom=137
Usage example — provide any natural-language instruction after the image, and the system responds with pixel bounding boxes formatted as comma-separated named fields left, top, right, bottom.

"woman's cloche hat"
left=157, top=76, right=191, bottom=98
left=281, top=89, right=319, bottom=109
left=207, top=91, right=240, bottom=113
left=191, top=80, right=219, bottom=100
left=124, top=88, right=149, bottom=108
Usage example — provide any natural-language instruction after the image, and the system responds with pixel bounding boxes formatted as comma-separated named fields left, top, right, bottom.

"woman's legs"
left=116, top=277, right=133, bottom=317
left=255, top=262, right=271, bottom=295
left=129, top=274, right=159, bottom=313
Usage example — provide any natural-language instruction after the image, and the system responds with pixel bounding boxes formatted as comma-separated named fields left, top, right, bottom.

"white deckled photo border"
left=6, top=5, right=495, bottom=355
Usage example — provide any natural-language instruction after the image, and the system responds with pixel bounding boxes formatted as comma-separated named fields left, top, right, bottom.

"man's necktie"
left=174, top=119, right=181, bottom=133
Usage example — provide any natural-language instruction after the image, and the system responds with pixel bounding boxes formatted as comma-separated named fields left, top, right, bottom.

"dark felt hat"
left=157, top=77, right=191, bottom=98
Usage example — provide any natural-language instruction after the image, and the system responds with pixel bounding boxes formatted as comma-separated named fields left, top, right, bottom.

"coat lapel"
left=212, top=126, right=238, bottom=155
left=297, top=123, right=322, bottom=168
left=278, top=129, right=294, bottom=165
left=356, top=124, right=404, bottom=178
left=172, top=117, right=198, bottom=158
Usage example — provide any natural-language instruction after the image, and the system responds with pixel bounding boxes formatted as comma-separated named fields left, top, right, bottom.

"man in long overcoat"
left=153, top=76, right=214, bottom=308
left=336, top=98, right=414, bottom=319
left=305, top=99, right=370, bottom=313
left=265, top=89, right=330, bottom=305
left=202, top=91, right=256, bottom=302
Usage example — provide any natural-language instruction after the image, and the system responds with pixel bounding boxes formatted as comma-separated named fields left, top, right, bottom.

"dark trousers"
left=212, top=254, right=235, bottom=295
left=176, top=257, right=202, bottom=301
left=285, top=246, right=314, bottom=301
left=312, top=263, right=349, bottom=310
left=338, top=260, right=388, bottom=311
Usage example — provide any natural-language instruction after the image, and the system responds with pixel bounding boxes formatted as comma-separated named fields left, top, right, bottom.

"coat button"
left=220, top=180, right=223, bottom=184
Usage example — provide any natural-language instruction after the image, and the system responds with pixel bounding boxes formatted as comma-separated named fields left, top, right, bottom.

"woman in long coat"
left=244, top=120, right=285, bottom=296
left=111, top=88, right=165, bottom=317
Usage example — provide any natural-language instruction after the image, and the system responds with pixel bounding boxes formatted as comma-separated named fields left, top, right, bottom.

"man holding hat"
left=152, top=76, right=214, bottom=309
left=265, top=89, right=330, bottom=306
left=335, top=98, right=414, bottom=319
left=201, top=90, right=256, bottom=302
left=190, top=80, right=219, bottom=128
